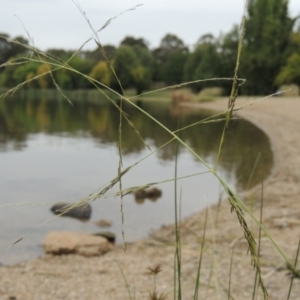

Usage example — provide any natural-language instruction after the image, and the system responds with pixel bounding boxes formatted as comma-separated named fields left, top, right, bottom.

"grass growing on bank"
left=1, top=2, right=300, bottom=299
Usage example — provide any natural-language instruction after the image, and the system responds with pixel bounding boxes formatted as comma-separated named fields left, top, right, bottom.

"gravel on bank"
left=1, top=97, right=300, bottom=300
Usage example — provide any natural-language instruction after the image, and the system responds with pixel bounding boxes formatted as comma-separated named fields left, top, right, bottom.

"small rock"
left=134, top=187, right=162, bottom=202
left=134, top=189, right=147, bottom=199
left=93, top=219, right=112, bottom=228
left=51, top=202, right=91, bottom=220
left=135, top=197, right=145, bottom=204
left=93, top=231, right=116, bottom=243
left=43, top=231, right=113, bottom=256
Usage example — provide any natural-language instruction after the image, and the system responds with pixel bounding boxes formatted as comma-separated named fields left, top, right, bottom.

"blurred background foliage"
left=0, top=0, right=300, bottom=95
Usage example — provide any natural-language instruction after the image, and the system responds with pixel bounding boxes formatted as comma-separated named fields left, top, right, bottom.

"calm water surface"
left=0, top=96, right=273, bottom=264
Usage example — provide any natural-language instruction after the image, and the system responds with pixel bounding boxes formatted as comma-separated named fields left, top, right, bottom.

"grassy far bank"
left=0, top=86, right=172, bottom=103
left=1, top=83, right=297, bottom=106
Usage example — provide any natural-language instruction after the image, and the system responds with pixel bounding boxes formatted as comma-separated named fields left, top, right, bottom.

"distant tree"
left=240, top=0, right=296, bottom=95
left=47, top=48, right=73, bottom=61
left=275, top=28, right=300, bottom=93
left=0, top=33, right=29, bottom=66
left=111, top=45, right=139, bottom=93
left=89, top=61, right=111, bottom=87
left=101, top=45, right=117, bottom=61
left=12, top=62, right=39, bottom=88
left=164, top=51, right=188, bottom=85
left=160, top=34, right=188, bottom=53
left=184, top=48, right=202, bottom=83
left=120, top=36, right=149, bottom=49
left=84, top=44, right=116, bottom=63
left=131, top=65, right=151, bottom=94
left=218, top=26, right=239, bottom=93
left=11, top=36, right=29, bottom=57
left=54, top=69, right=73, bottom=89
left=132, top=45, right=154, bottom=68
left=196, top=33, right=215, bottom=45
left=113, top=39, right=154, bottom=93
left=111, top=44, right=153, bottom=94
left=37, top=63, right=52, bottom=89
left=102, top=45, right=117, bottom=59
left=276, top=53, right=300, bottom=93
left=152, top=34, right=188, bottom=84
left=68, top=55, right=94, bottom=89
left=289, top=23, right=300, bottom=53
left=184, top=34, right=221, bottom=92
left=0, top=33, right=13, bottom=66
left=153, top=34, right=188, bottom=64
left=131, top=45, right=155, bottom=92
left=0, top=63, right=18, bottom=87
left=26, top=71, right=37, bottom=88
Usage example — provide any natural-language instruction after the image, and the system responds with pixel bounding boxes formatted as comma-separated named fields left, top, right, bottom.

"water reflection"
left=0, top=94, right=274, bottom=264
left=0, top=96, right=273, bottom=189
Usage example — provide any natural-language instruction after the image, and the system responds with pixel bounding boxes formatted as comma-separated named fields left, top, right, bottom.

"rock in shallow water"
left=93, top=231, right=116, bottom=243
left=43, top=231, right=113, bottom=256
left=93, top=219, right=112, bottom=228
left=134, top=187, right=162, bottom=202
left=51, top=202, right=91, bottom=220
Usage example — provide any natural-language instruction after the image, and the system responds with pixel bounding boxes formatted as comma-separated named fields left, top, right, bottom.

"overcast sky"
left=1, top=0, right=300, bottom=51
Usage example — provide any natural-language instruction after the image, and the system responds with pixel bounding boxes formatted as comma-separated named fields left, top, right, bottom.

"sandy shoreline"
left=1, top=97, right=300, bottom=299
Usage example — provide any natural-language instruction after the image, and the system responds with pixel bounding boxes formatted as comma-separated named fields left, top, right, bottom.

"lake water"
left=0, top=95, right=273, bottom=264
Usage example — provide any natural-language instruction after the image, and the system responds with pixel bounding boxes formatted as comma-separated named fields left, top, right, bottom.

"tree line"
left=0, top=0, right=299, bottom=95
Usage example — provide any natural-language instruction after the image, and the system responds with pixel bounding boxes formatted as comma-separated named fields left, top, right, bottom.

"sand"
left=0, top=97, right=300, bottom=299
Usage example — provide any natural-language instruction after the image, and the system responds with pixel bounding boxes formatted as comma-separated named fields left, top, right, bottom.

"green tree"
left=131, top=65, right=152, bottom=95
left=26, top=72, right=37, bottom=88
left=12, top=62, right=39, bottom=88
left=111, top=44, right=154, bottom=94
left=0, top=33, right=29, bottom=66
left=152, top=34, right=188, bottom=83
left=184, top=34, right=221, bottom=92
left=218, top=26, right=239, bottom=94
left=47, top=48, right=73, bottom=61
left=131, top=45, right=154, bottom=93
left=89, top=61, right=111, bottom=87
left=0, top=33, right=29, bottom=87
left=111, top=45, right=139, bottom=93
left=164, top=50, right=188, bottom=85
left=275, top=28, right=300, bottom=93
left=240, top=0, right=296, bottom=95
left=276, top=53, right=300, bottom=93
left=68, top=55, right=94, bottom=89
left=0, top=63, right=18, bottom=87
left=54, top=69, right=73, bottom=89
left=83, top=45, right=116, bottom=63
left=37, top=63, right=53, bottom=89
left=0, top=33, right=12, bottom=66
left=120, top=36, right=149, bottom=49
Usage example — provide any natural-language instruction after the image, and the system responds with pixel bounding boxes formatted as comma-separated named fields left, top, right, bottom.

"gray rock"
left=93, top=219, right=112, bottom=228
left=93, top=231, right=116, bottom=243
left=51, top=202, right=91, bottom=220
left=43, top=231, right=113, bottom=256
